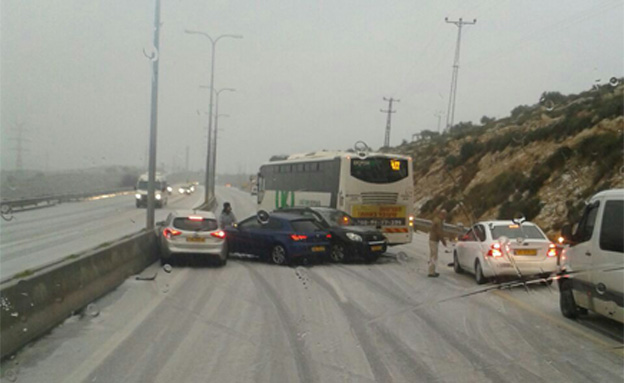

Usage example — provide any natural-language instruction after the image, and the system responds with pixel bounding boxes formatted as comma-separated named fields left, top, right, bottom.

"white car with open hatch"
left=159, top=210, right=228, bottom=266
left=454, top=220, right=558, bottom=284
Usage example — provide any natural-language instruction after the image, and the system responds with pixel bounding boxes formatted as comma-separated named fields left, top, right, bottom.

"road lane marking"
left=492, top=290, right=623, bottom=356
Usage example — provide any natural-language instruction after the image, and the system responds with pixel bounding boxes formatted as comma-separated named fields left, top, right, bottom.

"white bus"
left=256, top=151, right=414, bottom=245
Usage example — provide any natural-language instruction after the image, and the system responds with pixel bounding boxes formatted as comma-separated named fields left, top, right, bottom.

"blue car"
left=223, top=213, right=331, bottom=265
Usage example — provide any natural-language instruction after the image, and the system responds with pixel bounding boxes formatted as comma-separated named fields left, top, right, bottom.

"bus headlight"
left=135, top=194, right=141, bottom=199
left=346, top=232, right=363, bottom=242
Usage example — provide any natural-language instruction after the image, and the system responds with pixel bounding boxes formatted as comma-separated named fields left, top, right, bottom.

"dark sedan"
left=277, top=207, right=387, bottom=263
left=223, top=212, right=331, bottom=266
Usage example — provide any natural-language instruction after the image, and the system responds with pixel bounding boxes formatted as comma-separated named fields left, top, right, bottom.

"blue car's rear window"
left=290, top=219, right=322, bottom=232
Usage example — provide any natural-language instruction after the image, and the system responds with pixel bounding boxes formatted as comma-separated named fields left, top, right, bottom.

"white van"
left=559, top=189, right=624, bottom=323
left=135, top=173, right=169, bottom=208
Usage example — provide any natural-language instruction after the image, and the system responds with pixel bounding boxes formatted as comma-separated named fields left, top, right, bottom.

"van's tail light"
left=211, top=230, right=226, bottom=239
left=547, top=243, right=557, bottom=257
left=163, top=228, right=182, bottom=239
left=291, top=234, right=307, bottom=241
left=486, top=243, right=503, bottom=257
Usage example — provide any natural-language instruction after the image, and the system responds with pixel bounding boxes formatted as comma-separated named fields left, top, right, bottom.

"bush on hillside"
left=445, top=155, right=460, bottom=168
left=467, top=170, right=528, bottom=218
left=459, top=140, right=484, bottom=162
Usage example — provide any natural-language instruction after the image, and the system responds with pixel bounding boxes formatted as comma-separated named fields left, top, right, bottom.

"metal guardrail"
left=0, top=187, right=133, bottom=213
left=412, top=217, right=466, bottom=236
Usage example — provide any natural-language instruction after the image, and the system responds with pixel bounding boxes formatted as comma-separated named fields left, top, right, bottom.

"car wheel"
left=330, top=242, right=347, bottom=263
left=560, top=279, right=580, bottom=319
left=475, top=260, right=487, bottom=285
left=219, top=242, right=229, bottom=267
left=136, top=201, right=141, bottom=208
left=453, top=251, right=463, bottom=274
left=271, top=244, right=289, bottom=266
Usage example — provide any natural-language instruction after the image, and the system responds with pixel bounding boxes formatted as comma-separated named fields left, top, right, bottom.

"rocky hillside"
left=392, top=80, right=623, bottom=236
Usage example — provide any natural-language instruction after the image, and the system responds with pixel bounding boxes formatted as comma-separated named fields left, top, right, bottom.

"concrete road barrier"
left=0, top=229, right=159, bottom=360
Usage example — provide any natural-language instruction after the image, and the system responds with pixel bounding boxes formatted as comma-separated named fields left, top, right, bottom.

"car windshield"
left=173, top=217, right=218, bottom=231
left=137, top=181, right=164, bottom=190
left=315, top=209, right=354, bottom=227
left=491, top=225, right=546, bottom=240
left=2, top=2, right=623, bottom=382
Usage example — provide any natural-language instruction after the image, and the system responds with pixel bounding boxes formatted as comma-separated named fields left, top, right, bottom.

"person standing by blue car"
left=219, top=202, right=237, bottom=228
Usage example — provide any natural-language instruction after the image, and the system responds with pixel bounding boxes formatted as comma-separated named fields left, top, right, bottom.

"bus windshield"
left=351, top=157, right=408, bottom=184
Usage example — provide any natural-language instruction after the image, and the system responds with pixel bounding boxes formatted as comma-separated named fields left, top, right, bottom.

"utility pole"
left=434, top=111, right=444, bottom=134
left=444, top=17, right=476, bottom=131
left=380, top=97, right=399, bottom=147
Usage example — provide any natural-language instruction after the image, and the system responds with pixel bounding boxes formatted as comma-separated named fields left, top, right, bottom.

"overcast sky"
left=2, top=0, right=622, bottom=174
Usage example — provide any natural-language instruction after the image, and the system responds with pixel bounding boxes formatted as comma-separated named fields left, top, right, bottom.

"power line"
left=463, top=1, right=619, bottom=69
left=380, top=97, right=399, bottom=147
left=444, top=17, right=477, bottom=131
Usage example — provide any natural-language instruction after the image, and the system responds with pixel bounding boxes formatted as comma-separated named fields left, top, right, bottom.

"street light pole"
left=185, top=30, right=242, bottom=207
left=211, top=88, right=235, bottom=196
left=146, top=0, right=161, bottom=229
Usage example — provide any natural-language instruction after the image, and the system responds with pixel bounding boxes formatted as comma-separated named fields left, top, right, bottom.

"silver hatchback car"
left=454, top=220, right=558, bottom=284
left=160, top=210, right=228, bottom=266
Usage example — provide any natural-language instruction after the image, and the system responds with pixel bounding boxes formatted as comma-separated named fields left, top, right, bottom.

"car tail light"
left=547, top=243, right=557, bottom=257
left=326, top=234, right=332, bottom=239
left=486, top=243, right=503, bottom=257
left=290, top=234, right=307, bottom=241
left=211, top=230, right=226, bottom=239
left=163, top=228, right=182, bottom=239
left=188, top=215, right=204, bottom=221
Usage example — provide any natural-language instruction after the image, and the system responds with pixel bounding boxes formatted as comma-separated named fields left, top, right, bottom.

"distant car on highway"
left=454, top=220, right=558, bottom=284
left=135, top=173, right=168, bottom=208
left=277, top=206, right=387, bottom=263
left=178, top=184, right=194, bottom=195
left=159, top=210, right=228, bottom=266
left=559, top=189, right=623, bottom=323
left=223, top=212, right=331, bottom=265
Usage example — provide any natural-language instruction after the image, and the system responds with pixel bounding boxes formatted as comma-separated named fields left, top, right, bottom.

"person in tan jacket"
left=428, top=209, right=447, bottom=277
